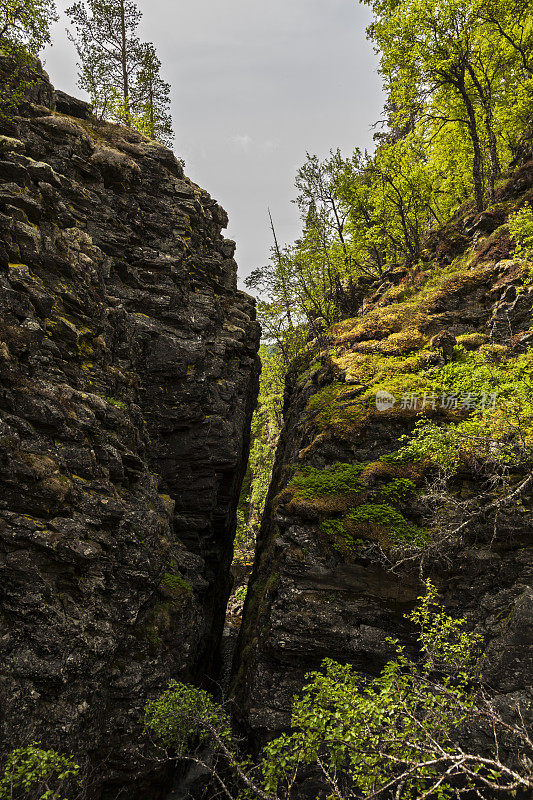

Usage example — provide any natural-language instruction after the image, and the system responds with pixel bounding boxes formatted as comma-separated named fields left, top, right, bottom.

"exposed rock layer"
left=233, top=165, right=533, bottom=755
left=0, top=67, right=260, bottom=797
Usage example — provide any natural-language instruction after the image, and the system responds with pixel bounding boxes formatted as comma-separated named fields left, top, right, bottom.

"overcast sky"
left=42, top=0, right=383, bottom=287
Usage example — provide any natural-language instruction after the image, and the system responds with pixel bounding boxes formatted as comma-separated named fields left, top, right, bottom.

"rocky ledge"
left=0, top=65, right=260, bottom=798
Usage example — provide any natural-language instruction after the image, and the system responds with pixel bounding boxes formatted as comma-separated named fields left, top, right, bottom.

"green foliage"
left=319, top=517, right=345, bottom=538
left=234, top=585, right=248, bottom=602
left=0, top=0, right=57, bottom=115
left=234, top=346, right=284, bottom=563
left=379, top=477, right=417, bottom=502
left=509, top=203, right=533, bottom=270
left=409, top=581, right=481, bottom=675
left=159, top=572, right=191, bottom=595
left=66, top=0, right=173, bottom=144
left=147, top=584, right=524, bottom=800
left=347, top=502, right=426, bottom=544
left=247, top=0, right=533, bottom=359
left=0, top=0, right=56, bottom=53
left=364, top=0, right=533, bottom=210
left=320, top=517, right=364, bottom=554
left=144, top=679, right=232, bottom=757
left=103, top=395, right=126, bottom=409
left=289, top=462, right=365, bottom=499
left=395, top=348, right=533, bottom=468
left=260, top=581, right=483, bottom=798
left=127, top=42, right=173, bottom=146
left=0, top=743, right=80, bottom=800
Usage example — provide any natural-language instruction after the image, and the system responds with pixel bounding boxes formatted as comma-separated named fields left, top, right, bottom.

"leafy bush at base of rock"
left=261, top=582, right=486, bottom=799
left=0, top=742, right=80, bottom=800
left=144, top=679, right=233, bottom=757
left=145, top=583, right=533, bottom=800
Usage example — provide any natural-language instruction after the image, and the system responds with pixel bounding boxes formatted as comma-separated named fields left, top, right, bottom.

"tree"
left=296, top=151, right=351, bottom=271
left=0, top=0, right=57, bottom=115
left=363, top=0, right=533, bottom=209
left=0, top=0, right=56, bottom=53
left=66, top=0, right=174, bottom=145
left=368, top=133, right=440, bottom=264
left=132, top=42, right=173, bottom=146
left=66, top=0, right=144, bottom=122
left=144, top=582, right=533, bottom=799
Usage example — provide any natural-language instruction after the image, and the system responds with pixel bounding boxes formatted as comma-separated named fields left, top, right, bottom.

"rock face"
left=233, top=167, right=533, bottom=752
left=0, top=71, right=260, bottom=797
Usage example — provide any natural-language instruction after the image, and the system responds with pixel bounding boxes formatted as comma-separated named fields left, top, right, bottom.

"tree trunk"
left=119, top=0, right=130, bottom=122
left=149, top=78, right=154, bottom=135
left=465, top=64, right=500, bottom=204
left=486, top=113, right=501, bottom=204
left=458, top=81, right=485, bottom=211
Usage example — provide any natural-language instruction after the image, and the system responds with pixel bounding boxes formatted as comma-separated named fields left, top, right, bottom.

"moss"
left=142, top=603, right=171, bottom=652
left=378, top=478, right=417, bottom=502
left=346, top=503, right=427, bottom=545
left=320, top=517, right=345, bottom=538
left=19, top=451, right=58, bottom=478
left=159, top=572, right=191, bottom=600
left=360, top=458, right=429, bottom=485
left=306, top=383, right=369, bottom=435
left=103, top=395, right=127, bottom=410
left=289, top=462, right=366, bottom=499
left=320, top=517, right=364, bottom=556
left=456, top=332, right=490, bottom=350
left=234, top=568, right=280, bottom=680
left=333, top=302, right=427, bottom=348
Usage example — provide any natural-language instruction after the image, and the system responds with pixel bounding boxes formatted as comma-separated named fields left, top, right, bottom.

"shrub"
left=509, top=203, right=533, bottom=262
left=0, top=743, right=80, bottom=800
left=261, top=582, right=485, bottom=798
left=144, top=583, right=532, bottom=799
left=144, top=680, right=232, bottom=757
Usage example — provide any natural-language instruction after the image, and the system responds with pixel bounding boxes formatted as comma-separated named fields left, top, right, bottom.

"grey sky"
left=42, top=0, right=383, bottom=287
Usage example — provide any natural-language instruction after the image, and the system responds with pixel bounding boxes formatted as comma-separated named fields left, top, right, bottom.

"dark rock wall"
left=233, top=169, right=533, bottom=749
left=0, top=71, right=260, bottom=797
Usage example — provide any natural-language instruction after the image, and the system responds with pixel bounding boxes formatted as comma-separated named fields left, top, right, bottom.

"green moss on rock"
left=347, top=503, right=427, bottom=545
left=289, top=462, right=366, bottom=499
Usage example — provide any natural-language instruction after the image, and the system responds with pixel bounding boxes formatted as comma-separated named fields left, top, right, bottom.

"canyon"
left=0, top=62, right=532, bottom=800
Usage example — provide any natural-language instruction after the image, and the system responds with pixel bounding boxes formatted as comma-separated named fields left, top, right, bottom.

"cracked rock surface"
left=0, top=65, right=260, bottom=798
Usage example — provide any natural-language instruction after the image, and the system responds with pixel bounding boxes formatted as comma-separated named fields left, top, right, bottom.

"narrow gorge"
left=0, top=60, right=532, bottom=800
